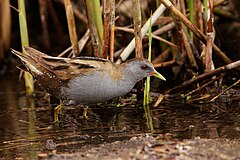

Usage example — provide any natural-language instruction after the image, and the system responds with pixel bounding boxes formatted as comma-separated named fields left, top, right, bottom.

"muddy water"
left=0, top=72, right=239, bottom=159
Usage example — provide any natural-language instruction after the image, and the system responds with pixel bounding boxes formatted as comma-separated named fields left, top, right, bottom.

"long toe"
left=82, top=105, right=89, bottom=119
left=54, top=103, right=64, bottom=122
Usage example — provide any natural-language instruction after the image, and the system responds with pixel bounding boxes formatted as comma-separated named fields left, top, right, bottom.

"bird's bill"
left=150, top=70, right=166, bottom=81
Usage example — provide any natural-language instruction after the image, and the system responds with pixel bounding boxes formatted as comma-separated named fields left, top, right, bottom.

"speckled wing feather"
left=15, top=47, right=111, bottom=81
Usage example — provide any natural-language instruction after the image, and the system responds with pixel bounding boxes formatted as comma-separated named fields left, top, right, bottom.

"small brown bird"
left=12, top=47, right=166, bottom=121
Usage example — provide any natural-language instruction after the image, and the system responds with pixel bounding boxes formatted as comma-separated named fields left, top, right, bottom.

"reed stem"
left=64, top=0, right=79, bottom=57
left=18, top=0, right=34, bottom=95
left=85, top=0, right=103, bottom=57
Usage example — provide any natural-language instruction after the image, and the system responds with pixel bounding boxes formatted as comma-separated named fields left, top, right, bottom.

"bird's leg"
left=54, top=101, right=64, bottom=122
left=82, top=105, right=89, bottom=119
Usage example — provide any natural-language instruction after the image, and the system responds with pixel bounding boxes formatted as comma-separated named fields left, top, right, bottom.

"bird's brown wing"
left=22, top=46, right=109, bottom=81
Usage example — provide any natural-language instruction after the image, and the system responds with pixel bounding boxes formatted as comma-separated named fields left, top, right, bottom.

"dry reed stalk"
left=0, top=0, right=11, bottom=49
left=152, top=48, right=171, bottom=64
left=115, top=22, right=175, bottom=36
left=167, top=59, right=240, bottom=94
left=64, top=0, right=79, bottom=57
left=170, top=1, right=185, bottom=79
left=196, top=0, right=203, bottom=32
left=160, top=0, right=232, bottom=64
left=58, top=0, right=88, bottom=24
left=204, top=0, right=214, bottom=72
left=185, top=75, right=224, bottom=97
left=109, top=0, right=115, bottom=62
left=152, top=34, right=178, bottom=49
left=154, top=60, right=177, bottom=68
left=117, top=4, right=166, bottom=63
left=0, top=0, right=11, bottom=59
left=102, top=0, right=111, bottom=58
left=152, top=22, right=175, bottom=35
left=195, top=0, right=204, bottom=51
left=182, top=29, right=198, bottom=69
left=132, top=0, right=144, bottom=101
left=179, top=0, right=186, bottom=14
left=154, top=16, right=173, bottom=25
left=156, top=1, right=169, bottom=52
left=132, top=0, right=143, bottom=58
left=115, top=26, right=178, bottom=49
left=58, top=29, right=90, bottom=57
left=180, top=0, right=197, bottom=70
left=210, top=79, right=240, bottom=102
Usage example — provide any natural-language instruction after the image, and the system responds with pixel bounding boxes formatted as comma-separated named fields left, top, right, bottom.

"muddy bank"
left=39, top=134, right=240, bottom=160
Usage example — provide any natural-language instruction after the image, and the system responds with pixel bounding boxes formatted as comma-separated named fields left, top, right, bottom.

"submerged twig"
left=210, top=79, right=240, bottom=102
left=184, top=74, right=224, bottom=97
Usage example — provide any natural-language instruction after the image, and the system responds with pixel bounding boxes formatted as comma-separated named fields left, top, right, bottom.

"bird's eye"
left=141, top=65, right=148, bottom=70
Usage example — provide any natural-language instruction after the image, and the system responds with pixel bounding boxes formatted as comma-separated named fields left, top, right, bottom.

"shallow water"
left=0, top=72, right=239, bottom=159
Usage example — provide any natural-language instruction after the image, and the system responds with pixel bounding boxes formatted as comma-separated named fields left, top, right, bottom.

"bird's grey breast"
left=61, top=71, right=135, bottom=104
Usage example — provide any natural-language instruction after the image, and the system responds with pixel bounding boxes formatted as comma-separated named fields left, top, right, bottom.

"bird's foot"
left=54, top=103, right=64, bottom=123
left=82, top=105, right=89, bottom=119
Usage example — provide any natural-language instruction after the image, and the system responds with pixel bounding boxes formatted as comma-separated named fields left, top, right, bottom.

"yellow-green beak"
left=150, top=70, right=166, bottom=81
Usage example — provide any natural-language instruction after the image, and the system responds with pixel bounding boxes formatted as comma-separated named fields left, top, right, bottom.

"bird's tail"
left=11, top=47, right=44, bottom=75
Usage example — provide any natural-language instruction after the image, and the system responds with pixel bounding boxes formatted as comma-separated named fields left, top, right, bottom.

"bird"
left=11, top=46, right=166, bottom=122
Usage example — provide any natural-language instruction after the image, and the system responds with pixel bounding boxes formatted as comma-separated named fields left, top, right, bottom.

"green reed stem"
left=143, top=13, right=153, bottom=131
left=143, top=13, right=153, bottom=106
left=18, top=0, right=34, bottom=95
left=188, top=0, right=194, bottom=39
left=85, top=0, right=103, bottom=57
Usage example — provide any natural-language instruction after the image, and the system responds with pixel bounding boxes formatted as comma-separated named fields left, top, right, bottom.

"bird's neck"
left=121, top=62, right=140, bottom=83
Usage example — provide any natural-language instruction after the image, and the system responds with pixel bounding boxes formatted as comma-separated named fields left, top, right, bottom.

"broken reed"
left=102, top=0, right=115, bottom=60
left=18, top=0, right=34, bottom=95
